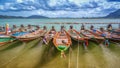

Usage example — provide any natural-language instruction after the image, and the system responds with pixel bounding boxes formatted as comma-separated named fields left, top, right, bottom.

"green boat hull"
left=57, top=45, right=69, bottom=52
left=0, top=37, right=15, bottom=44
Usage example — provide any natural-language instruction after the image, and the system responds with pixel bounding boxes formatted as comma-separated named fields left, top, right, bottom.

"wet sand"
left=0, top=39, right=120, bottom=68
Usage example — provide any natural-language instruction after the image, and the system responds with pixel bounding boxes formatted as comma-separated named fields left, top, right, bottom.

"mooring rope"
left=68, top=40, right=73, bottom=68
left=68, top=46, right=71, bottom=68
left=76, top=39, right=79, bottom=68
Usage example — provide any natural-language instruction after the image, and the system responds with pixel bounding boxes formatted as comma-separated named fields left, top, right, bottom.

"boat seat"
left=56, top=39, right=68, bottom=44
left=58, top=36, right=67, bottom=39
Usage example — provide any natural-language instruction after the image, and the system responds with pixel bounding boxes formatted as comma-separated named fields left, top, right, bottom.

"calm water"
left=0, top=18, right=120, bottom=31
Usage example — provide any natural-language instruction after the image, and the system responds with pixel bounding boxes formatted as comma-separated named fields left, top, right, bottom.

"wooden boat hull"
left=68, top=29, right=87, bottom=42
left=110, top=33, right=120, bottom=42
left=10, top=25, right=47, bottom=42
left=17, top=36, right=41, bottom=42
left=18, top=32, right=46, bottom=42
left=0, top=36, right=15, bottom=45
left=81, top=30, right=104, bottom=44
left=43, top=31, right=56, bottom=44
left=53, top=30, right=71, bottom=51
left=109, top=38, right=120, bottom=42
left=91, top=30, right=120, bottom=42
left=112, top=29, right=120, bottom=35
left=12, top=30, right=46, bottom=42
left=0, top=32, right=5, bottom=34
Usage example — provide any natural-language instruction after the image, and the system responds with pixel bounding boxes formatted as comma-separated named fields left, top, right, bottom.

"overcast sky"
left=0, top=0, right=120, bottom=18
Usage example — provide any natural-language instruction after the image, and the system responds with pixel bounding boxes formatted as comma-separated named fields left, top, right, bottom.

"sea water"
left=0, top=18, right=120, bottom=31
left=0, top=19, right=120, bottom=68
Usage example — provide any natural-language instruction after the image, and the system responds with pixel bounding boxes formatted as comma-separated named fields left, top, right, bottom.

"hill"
left=106, top=9, right=120, bottom=18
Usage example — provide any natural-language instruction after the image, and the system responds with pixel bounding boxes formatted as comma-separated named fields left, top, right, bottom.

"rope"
left=68, top=47, right=72, bottom=68
left=77, top=39, right=79, bottom=68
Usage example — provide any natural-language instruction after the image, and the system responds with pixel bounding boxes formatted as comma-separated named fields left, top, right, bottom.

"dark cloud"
left=0, top=0, right=120, bottom=17
left=107, top=0, right=120, bottom=2
left=0, top=0, right=80, bottom=11
left=80, top=1, right=99, bottom=9
left=0, top=0, right=15, bottom=4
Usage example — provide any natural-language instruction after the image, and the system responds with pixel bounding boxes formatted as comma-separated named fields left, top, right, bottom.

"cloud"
left=0, top=0, right=120, bottom=17
left=0, top=5, right=4, bottom=10
left=107, top=0, right=120, bottom=2
left=16, top=0, right=23, bottom=3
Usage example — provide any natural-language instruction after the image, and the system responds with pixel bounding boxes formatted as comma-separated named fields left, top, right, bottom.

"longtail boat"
left=112, top=29, right=120, bottom=35
left=81, top=30, right=104, bottom=43
left=106, top=24, right=120, bottom=42
left=11, top=25, right=33, bottom=38
left=43, top=26, right=56, bottom=44
left=89, top=28, right=111, bottom=46
left=0, top=24, right=15, bottom=45
left=68, top=29, right=89, bottom=46
left=53, top=27, right=71, bottom=57
left=91, top=27, right=120, bottom=43
left=0, top=35, right=14, bottom=45
left=12, top=25, right=46, bottom=42
left=68, top=29, right=84, bottom=41
left=11, top=25, right=20, bottom=33
left=15, top=29, right=46, bottom=42
left=110, top=32, right=120, bottom=42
